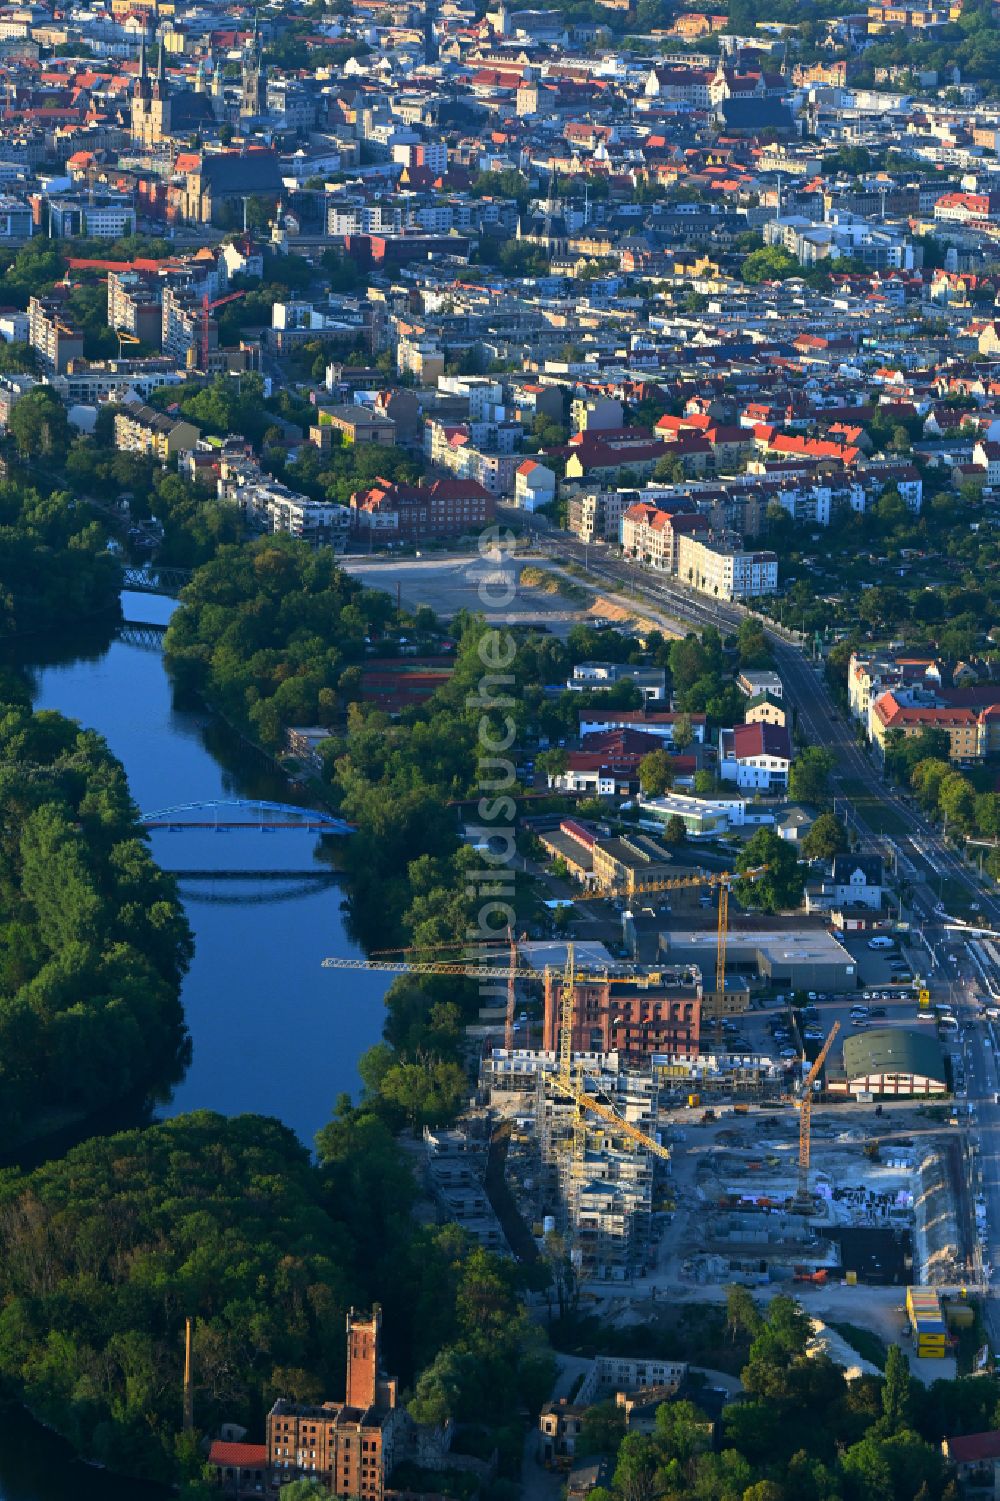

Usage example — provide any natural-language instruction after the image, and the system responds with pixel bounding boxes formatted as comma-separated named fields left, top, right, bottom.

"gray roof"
left=200, top=150, right=282, bottom=195
left=841, top=1027, right=945, bottom=1083
left=832, top=854, right=883, bottom=886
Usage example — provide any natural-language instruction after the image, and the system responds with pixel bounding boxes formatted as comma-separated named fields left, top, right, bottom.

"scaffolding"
left=535, top=1061, right=663, bottom=1281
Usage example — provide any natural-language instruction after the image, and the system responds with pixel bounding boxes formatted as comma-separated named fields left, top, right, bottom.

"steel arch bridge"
left=140, top=799, right=354, bottom=833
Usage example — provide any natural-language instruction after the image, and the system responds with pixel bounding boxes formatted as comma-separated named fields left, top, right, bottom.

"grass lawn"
left=838, top=778, right=912, bottom=838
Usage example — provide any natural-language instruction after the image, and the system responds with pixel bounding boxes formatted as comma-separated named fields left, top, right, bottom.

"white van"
left=867, top=936, right=894, bottom=950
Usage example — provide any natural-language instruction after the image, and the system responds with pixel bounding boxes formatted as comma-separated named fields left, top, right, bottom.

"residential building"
left=567, top=488, right=632, bottom=544
left=805, top=855, right=884, bottom=914
left=515, top=458, right=556, bottom=510
left=621, top=502, right=710, bottom=573
left=675, top=532, right=778, bottom=600
left=744, top=692, right=788, bottom=727
left=114, top=403, right=200, bottom=460
left=350, top=476, right=495, bottom=538
left=578, top=710, right=706, bottom=743
left=313, top=405, right=396, bottom=448
left=28, top=294, right=83, bottom=373
left=108, top=269, right=162, bottom=346
left=568, top=664, right=667, bottom=701
left=940, top=1432, right=1000, bottom=1497
left=718, top=722, right=792, bottom=791
left=870, top=691, right=981, bottom=762
left=737, top=670, right=783, bottom=699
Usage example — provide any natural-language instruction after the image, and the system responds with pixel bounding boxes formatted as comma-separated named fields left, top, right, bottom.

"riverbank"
left=20, top=593, right=391, bottom=1147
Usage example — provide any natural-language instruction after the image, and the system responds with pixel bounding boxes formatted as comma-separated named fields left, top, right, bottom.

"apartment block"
left=675, top=531, right=778, bottom=600
left=28, top=294, right=84, bottom=373
left=108, top=269, right=163, bottom=346
left=567, top=488, right=633, bottom=544
left=621, top=501, right=710, bottom=572
left=162, top=283, right=210, bottom=365
left=535, top=1065, right=662, bottom=1281
left=114, top=404, right=200, bottom=461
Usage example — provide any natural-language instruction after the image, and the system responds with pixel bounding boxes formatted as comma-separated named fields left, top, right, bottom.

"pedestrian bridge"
left=140, top=799, right=354, bottom=833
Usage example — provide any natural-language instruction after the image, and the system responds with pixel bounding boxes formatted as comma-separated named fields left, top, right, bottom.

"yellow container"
left=846, top=1270, right=858, bottom=1286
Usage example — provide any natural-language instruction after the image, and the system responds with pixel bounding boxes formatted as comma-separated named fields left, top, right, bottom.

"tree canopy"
left=0, top=700, right=192, bottom=1141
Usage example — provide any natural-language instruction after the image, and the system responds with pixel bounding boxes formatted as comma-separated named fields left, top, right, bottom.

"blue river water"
left=0, top=590, right=391, bottom=1497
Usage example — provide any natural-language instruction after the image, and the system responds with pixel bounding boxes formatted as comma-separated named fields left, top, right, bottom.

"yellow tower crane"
left=575, top=866, right=765, bottom=1003
left=320, top=949, right=670, bottom=1160
left=793, top=1020, right=841, bottom=1210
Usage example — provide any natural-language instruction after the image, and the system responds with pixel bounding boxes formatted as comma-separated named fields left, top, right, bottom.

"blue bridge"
left=140, top=799, right=354, bottom=833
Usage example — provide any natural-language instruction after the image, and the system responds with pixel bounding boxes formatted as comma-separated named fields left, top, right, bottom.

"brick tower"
left=345, top=1305, right=381, bottom=1411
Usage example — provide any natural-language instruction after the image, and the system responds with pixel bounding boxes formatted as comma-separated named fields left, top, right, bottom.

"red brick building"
left=350, top=477, right=495, bottom=539
left=543, top=973, right=702, bottom=1063
left=265, top=1307, right=403, bottom=1498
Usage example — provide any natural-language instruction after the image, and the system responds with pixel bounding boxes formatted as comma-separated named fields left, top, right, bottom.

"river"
left=0, top=590, right=391, bottom=1500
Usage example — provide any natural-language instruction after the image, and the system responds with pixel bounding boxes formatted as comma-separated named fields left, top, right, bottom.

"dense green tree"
left=579, top=1400, right=627, bottom=1457
left=789, top=747, right=835, bottom=805
left=7, top=388, right=70, bottom=459
left=742, top=246, right=800, bottom=284
left=735, top=829, right=804, bottom=912
left=801, top=813, right=848, bottom=862
left=736, top=618, right=771, bottom=667
left=880, top=1346, right=913, bottom=1435
left=639, top=749, right=675, bottom=797
left=0, top=702, right=191, bottom=1138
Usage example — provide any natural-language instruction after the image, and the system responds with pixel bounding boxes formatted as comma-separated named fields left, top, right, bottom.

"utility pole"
left=183, top=1316, right=194, bottom=1433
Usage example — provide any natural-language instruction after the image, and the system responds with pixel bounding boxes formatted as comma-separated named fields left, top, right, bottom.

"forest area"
left=0, top=695, right=191, bottom=1142
left=0, top=1108, right=553, bottom=1494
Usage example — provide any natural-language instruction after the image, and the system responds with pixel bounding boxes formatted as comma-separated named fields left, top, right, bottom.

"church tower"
left=240, top=15, right=265, bottom=120
left=132, top=43, right=172, bottom=147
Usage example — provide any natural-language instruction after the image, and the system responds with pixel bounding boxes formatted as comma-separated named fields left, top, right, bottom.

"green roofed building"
left=828, top=1026, right=947, bottom=1099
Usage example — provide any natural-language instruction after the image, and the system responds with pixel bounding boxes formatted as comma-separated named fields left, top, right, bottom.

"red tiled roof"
left=731, top=722, right=791, bottom=761
left=947, top=1432, right=1000, bottom=1464
left=209, top=1442, right=268, bottom=1468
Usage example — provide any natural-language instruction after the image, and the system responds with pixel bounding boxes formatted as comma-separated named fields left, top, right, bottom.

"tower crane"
left=200, top=289, right=245, bottom=372
left=320, top=948, right=670, bottom=1160
left=793, top=1021, right=840, bottom=1211
left=575, top=866, right=766, bottom=1003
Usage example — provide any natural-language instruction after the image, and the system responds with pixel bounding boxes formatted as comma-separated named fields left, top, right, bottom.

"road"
left=538, top=530, right=1000, bottom=1346
left=536, top=532, right=1000, bottom=931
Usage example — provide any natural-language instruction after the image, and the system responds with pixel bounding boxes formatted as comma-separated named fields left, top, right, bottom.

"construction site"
left=324, top=859, right=975, bottom=1364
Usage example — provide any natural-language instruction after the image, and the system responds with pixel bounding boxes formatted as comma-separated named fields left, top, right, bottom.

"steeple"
left=136, top=34, right=150, bottom=97
left=156, top=42, right=165, bottom=84
left=194, top=57, right=205, bottom=93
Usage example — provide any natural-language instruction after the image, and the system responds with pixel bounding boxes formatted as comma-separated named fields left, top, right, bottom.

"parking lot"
left=713, top=931, right=941, bottom=1066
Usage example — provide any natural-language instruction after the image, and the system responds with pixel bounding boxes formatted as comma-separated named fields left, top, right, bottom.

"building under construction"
left=541, top=966, right=703, bottom=1063
left=529, top=1061, right=666, bottom=1282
